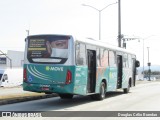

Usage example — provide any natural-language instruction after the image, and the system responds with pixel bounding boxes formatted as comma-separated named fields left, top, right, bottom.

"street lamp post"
left=143, top=39, right=144, bottom=80
left=147, top=47, right=151, bottom=81
left=82, top=2, right=117, bottom=40
left=141, top=35, right=154, bottom=80
left=122, top=35, right=154, bottom=80
left=26, top=30, right=29, bottom=36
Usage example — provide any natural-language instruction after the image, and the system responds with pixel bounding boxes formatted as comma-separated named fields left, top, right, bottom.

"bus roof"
left=74, top=36, right=136, bottom=56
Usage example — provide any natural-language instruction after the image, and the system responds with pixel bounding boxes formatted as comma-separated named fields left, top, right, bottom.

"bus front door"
left=117, top=55, right=122, bottom=88
left=87, top=50, right=96, bottom=93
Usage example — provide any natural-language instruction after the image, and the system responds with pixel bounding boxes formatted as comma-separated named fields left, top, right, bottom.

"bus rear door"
left=117, top=55, right=123, bottom=88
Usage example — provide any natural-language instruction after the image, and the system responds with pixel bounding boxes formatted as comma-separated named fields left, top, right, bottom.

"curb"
left=0, top=94, right=58, bottom=105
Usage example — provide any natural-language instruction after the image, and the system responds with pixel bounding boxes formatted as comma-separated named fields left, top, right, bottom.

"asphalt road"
left=0, top=81, right=160, bottom=120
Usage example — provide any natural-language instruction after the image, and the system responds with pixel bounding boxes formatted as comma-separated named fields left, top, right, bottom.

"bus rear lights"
left=23, top=68, right=27, bottom=82
left=65, top=70, right=72, bottom=84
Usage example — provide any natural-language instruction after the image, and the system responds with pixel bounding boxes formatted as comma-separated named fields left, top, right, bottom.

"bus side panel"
left=95, top=67, right=109, bottom=93
left=95, top=67, right=118, bottom=93
left=108, top=67, right=118, bottom=91
left=122, top=68, right=132, bottom=88
left=73, top=66, right=88, bottom=95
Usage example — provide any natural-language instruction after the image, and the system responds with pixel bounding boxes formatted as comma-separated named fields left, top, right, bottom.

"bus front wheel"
left=90, top=82, right=106, bottom=100
left=123, top=82, right=130, bottom=93
left=59, top=94, right=73, bottom=99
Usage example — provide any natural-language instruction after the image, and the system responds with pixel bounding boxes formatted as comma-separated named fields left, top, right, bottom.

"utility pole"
left=118, top=0, right=121, bottom=47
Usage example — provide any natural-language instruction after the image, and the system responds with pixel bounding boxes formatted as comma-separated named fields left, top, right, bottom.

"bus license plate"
left=41, top=87, right=49, bottom=91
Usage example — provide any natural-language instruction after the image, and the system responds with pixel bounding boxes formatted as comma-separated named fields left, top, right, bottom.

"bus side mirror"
left=136, top=60, right=140, bottom=67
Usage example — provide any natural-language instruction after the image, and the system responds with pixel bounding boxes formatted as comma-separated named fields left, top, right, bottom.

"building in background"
left=0, top=50, right=24, bottom=87
left=0, top=50, right=24, bottom=69
left=0, top=57, right=6, bottom=69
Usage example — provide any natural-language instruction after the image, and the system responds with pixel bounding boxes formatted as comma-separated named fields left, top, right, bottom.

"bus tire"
left=45, top=92, right=52, bottom=94
left=123, top=82, right=130, bottom=93
left=90, top=82, right=106, bottom=100
left=59, top=94, right=73, bottom=99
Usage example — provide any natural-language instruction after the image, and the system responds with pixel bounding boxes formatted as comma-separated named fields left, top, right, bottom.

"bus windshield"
left=27, top=35, right=70, bottom=64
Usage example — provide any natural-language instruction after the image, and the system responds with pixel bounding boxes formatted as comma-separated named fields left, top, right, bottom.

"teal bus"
left=23, top=34, right=140, bottom=100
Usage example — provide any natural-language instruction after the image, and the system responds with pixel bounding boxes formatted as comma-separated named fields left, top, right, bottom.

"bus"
left=23, top=34, right=140, bottom=100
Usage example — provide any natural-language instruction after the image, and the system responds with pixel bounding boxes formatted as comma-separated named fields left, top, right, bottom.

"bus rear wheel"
left=59, top=94, right=73, bottom=99
left=90, top=82, right=106, bottom=100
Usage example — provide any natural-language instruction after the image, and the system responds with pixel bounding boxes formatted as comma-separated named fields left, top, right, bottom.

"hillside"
left=137, top=65, right=160, bottom=73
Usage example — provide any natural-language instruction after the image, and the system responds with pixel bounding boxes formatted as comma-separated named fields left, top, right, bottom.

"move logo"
left=45, top=66, right=63, bottom=72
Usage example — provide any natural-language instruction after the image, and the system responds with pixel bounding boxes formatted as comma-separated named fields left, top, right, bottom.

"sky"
left=0, top=0, right=160, bottom=66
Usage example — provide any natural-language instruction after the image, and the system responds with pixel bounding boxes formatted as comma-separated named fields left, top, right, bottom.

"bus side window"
left=100, top=48, right=108, bottom=67
left=96, top=48, right=100, bottom=66
left=76, top=43, right=86, bottom=65
left=123, top=53, right=128, bottom=68
left=109, top=51, right=116, bottom=67
left=128, top=54, right=132, bottom=68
